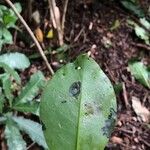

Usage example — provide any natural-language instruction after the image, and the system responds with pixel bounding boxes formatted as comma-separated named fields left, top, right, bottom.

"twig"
left=5, top=0, right=54, bottom=75
left=139, top=138, right=150, bottom=147
left=48, top=0, right=64, bottom=46
left=62, top=0, right=69, bottom=32
left=27, top=142, right=35, bottom=150
left=74, top=27, right=85, bottom=42
left=131, top=42, right=150, bottom=51
left=122, top=82, right=129, bottom=109
left=119, top=127, right=133, bottom=134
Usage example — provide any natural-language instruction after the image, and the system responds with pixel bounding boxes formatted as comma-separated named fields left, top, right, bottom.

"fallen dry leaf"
left=132, top=96, right=150, bottom=122
left=111, top=136, right=123, bottom=144
left=35, top=27, right=43, bottom=43
left=32, top=10, right=41, bottom=25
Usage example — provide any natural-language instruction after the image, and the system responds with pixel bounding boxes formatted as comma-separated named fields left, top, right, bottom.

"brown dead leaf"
left=111, top=136, right=123, bottom=144
left=132, top=96, right=150, bottom=122
left=35, top=27, right=43, bottom=43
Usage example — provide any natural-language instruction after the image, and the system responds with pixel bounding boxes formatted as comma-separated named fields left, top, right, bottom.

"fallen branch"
left=5, top=0, right=54, bottom=75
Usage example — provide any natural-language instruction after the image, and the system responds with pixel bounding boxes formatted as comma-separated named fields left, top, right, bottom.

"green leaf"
left=121, top=0, right=145, bottom=17
left=0, top=116, right=6, bottom=124
left=5, top=119, right=26, bottom=150
left=127, top=19, right=150, bottom=45
left=129, top=60, right=150, bottom=88
left=14, top=71, right=45, bottom=105
left=13, top=102, right=39, bottom=116
left=113, top=82, right=123, bottom=95
left=1, top=73, right=13, bottom=106
left=56, top=43, right=70, bottom=52
left=0, top=62, right=21, bottom=84
left=0, top=92, right=5, bottom=113
left=12, top=116, right=48, bottom=149
left=135, top=25, right=149, bottom=44
left=0, top=40, right=3, bottom=50
left=140, top=18, right=150, bottom=30
left=14, top=3, right=22, bottom=14
left=3, top=13, right=17, bottom=28
left=2, top=28, right=13, bottom=44
left=110, top=19, right=120, bottom=31
left=0, top=28, right=2, bottom=38
left=0, top=52, right=30, bottom=70
left=40, top=54, right=117, bottom=150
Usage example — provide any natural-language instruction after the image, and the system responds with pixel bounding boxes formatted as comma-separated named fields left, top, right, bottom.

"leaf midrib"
left=76, top=60, right=86, bottom=150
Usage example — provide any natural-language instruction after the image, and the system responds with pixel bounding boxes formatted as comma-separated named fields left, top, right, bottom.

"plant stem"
left=62, top=0, right=69, bottom=32
left=5, top=0, right=54, bottom=75
left=48, top=0, right=64, bottom=46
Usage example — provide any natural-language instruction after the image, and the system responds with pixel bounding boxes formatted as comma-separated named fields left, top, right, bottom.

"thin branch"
left=122, top=82, right=129, bottom=109
left=5, top=0, right=54, bottom=75
left=131, top=42, right=150, bottom=51
left=62, top=0, right=69, bottom=32
left=48, top=0, right=64, bottom=46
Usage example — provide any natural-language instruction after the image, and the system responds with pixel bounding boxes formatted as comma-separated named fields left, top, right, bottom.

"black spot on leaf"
left=101, top=108, right=117, bottom=138
left=41, top=121, right=46, bottom=131
left=69, top=81, right=81, bottom=98
left=108, top=108, right=116, bottom=120
left=61, top=100, right=67, bottom=103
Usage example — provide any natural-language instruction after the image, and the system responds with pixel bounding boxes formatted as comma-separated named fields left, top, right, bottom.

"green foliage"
left=127, top=19, right=150, bottom=45
left=0, top=52, right=30, bottom=70
left=113, top=83, right=123, bottom=95
left=4, top=118, right=26, bottom=150
left=0, top=62, right=21, bottom=84
left=0, top=91, right=5, bottom=113
left=121, top=0, right=145, bottom=17
left=129, top=60, right=150, bottom=88
left=13, top=102, right=39, bottom=116
left=0, top=3, right=22, bottom=50
left=122, top=0, right=150, bottom=45
left=0, top=53, right=47, bottom=149
left=40, top=55, right=117, bottom=150
left=14, top=71, right=45, bottom=105
left=12, top=116, right=48, bottom=149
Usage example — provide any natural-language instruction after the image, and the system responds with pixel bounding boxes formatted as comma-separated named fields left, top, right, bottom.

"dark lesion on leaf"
left=61, top=100, right=67, bottom=103
left=101, top=107, right=117, bottom=138
left=84, top=103, right=94, bottom=116
left=84, top=102, right=101, bottom=116
left=69, top=81, right=81, bottom=98
left=41, top=121, right=46, bottom=131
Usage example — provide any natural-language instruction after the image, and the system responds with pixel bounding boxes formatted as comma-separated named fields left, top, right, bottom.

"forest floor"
left=1, top=0, right=150, bottom=150
left=65, top=1, right=150, bottom=150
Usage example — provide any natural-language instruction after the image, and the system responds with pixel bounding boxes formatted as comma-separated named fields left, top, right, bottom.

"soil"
left=1, top=0, right=150, bottom=150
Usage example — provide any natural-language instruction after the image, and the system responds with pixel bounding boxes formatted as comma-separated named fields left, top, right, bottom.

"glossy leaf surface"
left=40, top=55, right=117, bottom=150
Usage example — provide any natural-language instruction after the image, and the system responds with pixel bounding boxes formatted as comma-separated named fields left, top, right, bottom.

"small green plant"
left=129, top=59, right=150, bottom=88
left=0, top=52, right=48, bottom=149
left=0, top=3, right=21, bottom=50
left=121, top=0, right=150, bottom=45
left=121, top=0, right=145, bottom=18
